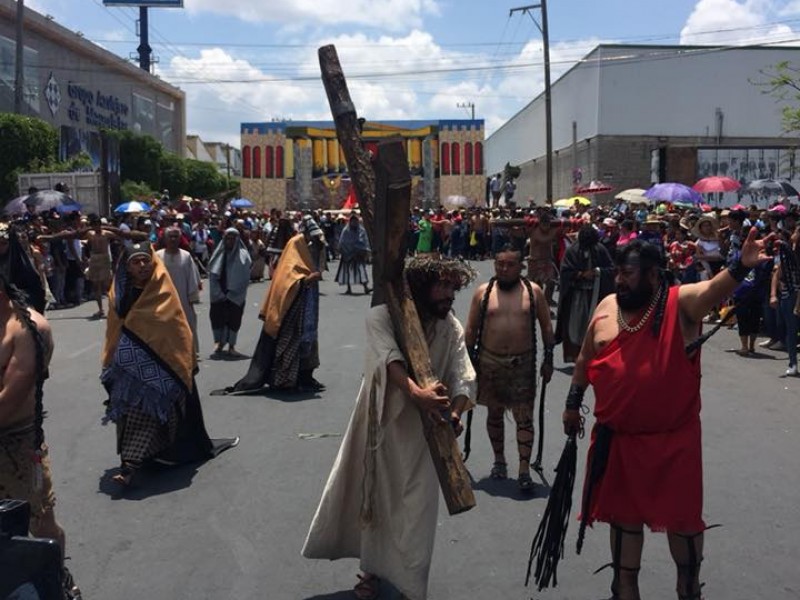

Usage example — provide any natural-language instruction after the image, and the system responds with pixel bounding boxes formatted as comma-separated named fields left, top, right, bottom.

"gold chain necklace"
left=617, top=285, right=664, bottom=334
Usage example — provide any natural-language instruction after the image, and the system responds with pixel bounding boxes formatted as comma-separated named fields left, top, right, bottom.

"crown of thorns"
left=405, top=255, right=477, bottom=289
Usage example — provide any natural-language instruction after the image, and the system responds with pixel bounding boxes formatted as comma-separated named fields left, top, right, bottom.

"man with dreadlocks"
left=302, top=256, right=477, bottom=600
left=562, top=230, right=772, bottom=600
left=465, top=243, right=555, bottom=491
left=0, top=274, right=82, bottom=597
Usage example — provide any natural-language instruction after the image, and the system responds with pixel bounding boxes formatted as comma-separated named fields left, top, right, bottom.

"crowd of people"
left=0, top=187, right=797, bottom=599
left=403, top=199, right=800, bottom=377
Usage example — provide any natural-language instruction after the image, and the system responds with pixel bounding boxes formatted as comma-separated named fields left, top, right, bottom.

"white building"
left=486, top=44, right=800, bottom=205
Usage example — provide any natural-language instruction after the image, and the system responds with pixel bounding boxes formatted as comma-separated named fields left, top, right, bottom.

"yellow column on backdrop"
left=430, top=139, right=439, bottom=170
left=409, top=138, right=421, bottom=170
left=339, top=146, right=347, bottom=171
left=284, top=139, right=294, bottom=179
left=312, top=138, right=325, bottom=173
left=327, top=139, right=339, bottom=172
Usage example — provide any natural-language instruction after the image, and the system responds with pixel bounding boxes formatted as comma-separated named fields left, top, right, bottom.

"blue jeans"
left=777, top=291, right=798, bottom=368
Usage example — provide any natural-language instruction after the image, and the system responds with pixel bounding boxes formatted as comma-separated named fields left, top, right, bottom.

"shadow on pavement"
left=470, top=473, right=549, bottom=501
left=302, top=592, right=353, bottom=600
left=97, top=461, right=202, bottom=501
left=208, top=387, right=320, bottom=402
left=303, top=581, right=400, bottom=599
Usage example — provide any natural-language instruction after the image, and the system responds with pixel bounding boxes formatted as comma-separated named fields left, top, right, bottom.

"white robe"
left=156, top=248, right=201, bottom=352
left=302, top=305, right=476, bottom=600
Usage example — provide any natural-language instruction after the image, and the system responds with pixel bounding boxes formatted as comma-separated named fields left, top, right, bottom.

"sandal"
left=111, top=463, right=136, bottom=486
left=353, top=573, right=380, bottom=600
left=490, top=461, right=508, bottom=480
left=518, top=472, right=535, bottom=491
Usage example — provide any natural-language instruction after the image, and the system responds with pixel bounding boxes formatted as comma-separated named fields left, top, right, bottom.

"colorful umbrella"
left=229, top=198, right=254, bottom=209
left=614, top=188, right=648, bottom=204
left=575, top=180, right=613, bottom=194
left=114, top=201, right=151, bottom=213
left=553, top=196, right=591, bottom=207
left=644, top=183, right=702, bottom=205
left=747, top=179, right=800, bottom=197
left=692, top=176, right=741, bottom=193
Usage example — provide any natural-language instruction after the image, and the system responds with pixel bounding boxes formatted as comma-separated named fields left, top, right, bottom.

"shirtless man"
left=0, top=274, right=81, bottom=597
left=528, top=210, right=561, bottom=306
left=465, top=244, right=554, bottom=490
left=470, top=210, right=489, bottom=260
left=44, top=217, right=146, bottom=318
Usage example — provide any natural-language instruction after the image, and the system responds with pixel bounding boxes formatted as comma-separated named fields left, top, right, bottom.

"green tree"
left=106, top=130, right=164, bottom=191
left=756, top=61, right=800, bottom=133
left=120, top=180, right=155, bottom=202
left=160, top=152, right=188, bottom=198
left=185, top=159, right=226, bottom=198
left=0, top=113, right=58, bottom=200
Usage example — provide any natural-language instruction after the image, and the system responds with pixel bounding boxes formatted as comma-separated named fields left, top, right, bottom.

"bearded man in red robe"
left=562, top=229, right=771, bottom=600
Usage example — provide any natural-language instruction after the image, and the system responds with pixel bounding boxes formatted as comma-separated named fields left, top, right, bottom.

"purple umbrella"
left=25, top=189, right=77, bottom=212
left=644, top=183, right=703, bottom=205
left=3, top=195, right=30, bottom=216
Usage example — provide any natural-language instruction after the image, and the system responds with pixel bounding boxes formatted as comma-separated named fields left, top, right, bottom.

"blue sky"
left=23, top=0, right=800, bottom=145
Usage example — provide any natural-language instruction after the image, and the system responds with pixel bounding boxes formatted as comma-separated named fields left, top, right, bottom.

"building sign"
left=103, top=1, right=183, bottom=6
left=66, top=82, right=129, bottom=130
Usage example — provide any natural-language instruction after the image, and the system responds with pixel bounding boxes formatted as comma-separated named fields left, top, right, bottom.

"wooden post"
left=319, top=44, right=476, bottom=515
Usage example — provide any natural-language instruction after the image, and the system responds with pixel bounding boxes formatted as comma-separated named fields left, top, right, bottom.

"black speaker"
left=0, top=500, right=63, bottom=600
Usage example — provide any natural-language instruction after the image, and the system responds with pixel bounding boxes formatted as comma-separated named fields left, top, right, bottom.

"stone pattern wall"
left=438, top=124, right=486, bottom=206
left=240, top=127, right=288, bottom=211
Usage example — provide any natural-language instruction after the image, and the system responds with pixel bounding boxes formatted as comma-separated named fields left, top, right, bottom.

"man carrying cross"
left=302, top=256, right=477, bottom=600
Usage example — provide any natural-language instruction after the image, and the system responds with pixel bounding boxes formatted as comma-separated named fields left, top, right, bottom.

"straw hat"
left=643, top=213, right=664, bottom=226
left=691, top=213, right=718, bottom=239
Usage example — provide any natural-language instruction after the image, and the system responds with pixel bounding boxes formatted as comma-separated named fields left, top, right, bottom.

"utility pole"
left=225, top=144, right=232, bottom=189
left=457, top=101, right=475, bottom=120
left=137, top=6, right=151, bottom=72
left=14, top=0, right=25, bottom=114
left=510, top=2, right=553, bottom=203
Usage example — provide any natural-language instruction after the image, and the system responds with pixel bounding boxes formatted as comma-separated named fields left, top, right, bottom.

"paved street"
left=42, top=259, right=799, bottom=600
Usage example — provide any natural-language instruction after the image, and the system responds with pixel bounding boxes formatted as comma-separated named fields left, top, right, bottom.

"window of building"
left=441, top=142, right=450, bottom=175
left=242, top=145, right=251, bottom=178
left=276, top=145, right=284, bottom=178
left=253, top=146, right=262, bottom=178
left=465, top=142, right=473, bottom=175
left=451, top=142, right=460, bottom=175
left=475, top=142, right=484, bottom=174
left=265, top=146, right=274, bottom=179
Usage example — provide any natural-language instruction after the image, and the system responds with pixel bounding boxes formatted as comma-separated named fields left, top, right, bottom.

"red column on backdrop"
left=364, top=141, right=379, bottom=157
left=276, top=146, right=284, bottom=178
left=441, top=142, right=450, bottom=175
left=451, top=142, right=460, bottom=175
left=242, top=145, right=251, bottom=178
left=253, top=146, right=262, bottom=178
left=465, top=142, right=473, bottom=175
left=265, top=146, right=274, bottom=179
left=474, top=142, right=483, bottom=174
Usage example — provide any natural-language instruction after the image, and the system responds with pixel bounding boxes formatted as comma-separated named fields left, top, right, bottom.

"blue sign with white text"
left=103, top=0, right=183, bottom=7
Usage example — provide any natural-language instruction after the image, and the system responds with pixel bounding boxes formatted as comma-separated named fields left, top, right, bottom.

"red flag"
left=342, top=185, right=358, bottom=210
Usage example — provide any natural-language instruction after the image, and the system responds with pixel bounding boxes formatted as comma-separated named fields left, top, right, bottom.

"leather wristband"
left=566, top=383, right=585, bottom=411
left=726, top=251, right=749, bottom=283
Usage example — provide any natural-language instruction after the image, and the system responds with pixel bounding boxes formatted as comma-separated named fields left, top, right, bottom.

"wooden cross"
left=319, top=45, right=475, bottom=515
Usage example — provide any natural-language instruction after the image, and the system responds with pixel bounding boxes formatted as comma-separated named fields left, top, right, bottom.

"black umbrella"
left=746, top=179, right=800, bottom=197
left=25, top=190, right=77, bottom=212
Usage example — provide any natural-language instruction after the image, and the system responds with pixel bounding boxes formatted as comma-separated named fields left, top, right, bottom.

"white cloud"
left=159, top=29, right=609, bottom=144
left=185, top=0, right=439, bottom=32
left=680, top=0, right=798, bottom=45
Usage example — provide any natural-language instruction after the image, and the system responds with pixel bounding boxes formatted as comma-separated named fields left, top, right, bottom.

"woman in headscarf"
left=208, top=227, right=252, bottom=356
left=101, top=242, right=238, bottom=486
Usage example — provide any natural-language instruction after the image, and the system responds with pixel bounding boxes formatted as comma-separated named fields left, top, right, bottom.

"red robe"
left=584, top=286, right=705, bottom=532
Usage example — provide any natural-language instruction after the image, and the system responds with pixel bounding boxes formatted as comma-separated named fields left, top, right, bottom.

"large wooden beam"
left=319, top=44, right=475, bottom=515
